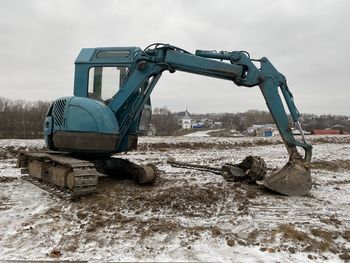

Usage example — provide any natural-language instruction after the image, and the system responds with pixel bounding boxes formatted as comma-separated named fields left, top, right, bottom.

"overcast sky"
left=0, top=0, right=349, bottom=115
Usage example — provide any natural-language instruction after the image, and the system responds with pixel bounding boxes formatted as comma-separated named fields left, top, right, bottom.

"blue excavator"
left=17, top=43, right=312, bottom=198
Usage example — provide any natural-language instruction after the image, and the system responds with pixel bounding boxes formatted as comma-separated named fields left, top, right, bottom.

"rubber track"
left=18, top=151, right=99, bottom=199
left=22, top=175, right=72, bottom=200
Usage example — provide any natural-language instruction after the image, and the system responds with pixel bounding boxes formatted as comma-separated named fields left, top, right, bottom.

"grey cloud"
left=0, top=0, right=349, bottom=114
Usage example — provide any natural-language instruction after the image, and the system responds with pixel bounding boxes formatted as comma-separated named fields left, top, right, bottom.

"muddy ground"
left=0, top=136, right=350, bottom=262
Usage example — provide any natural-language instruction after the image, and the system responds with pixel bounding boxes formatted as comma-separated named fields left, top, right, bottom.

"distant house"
left=147, top=124, right=156, bottom=136
left=213, top=121, right=223, bottom=128
left=333, top=124, right=345, bottom=133
left=247, top=124, right=279, bottom=137
left=312, top=129, right=341, bottom=135
left=182, top=110, right=192, bottom=130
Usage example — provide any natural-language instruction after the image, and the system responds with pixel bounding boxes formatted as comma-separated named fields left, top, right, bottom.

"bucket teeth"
left=258, top=160, right=312, bottom=196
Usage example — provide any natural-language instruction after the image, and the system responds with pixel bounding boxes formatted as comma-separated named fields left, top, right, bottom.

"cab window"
left=88, top=66, right=128, bottom=103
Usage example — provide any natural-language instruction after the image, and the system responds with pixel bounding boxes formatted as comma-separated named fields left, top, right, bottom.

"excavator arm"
left=109, top=44, right=311, bottom=160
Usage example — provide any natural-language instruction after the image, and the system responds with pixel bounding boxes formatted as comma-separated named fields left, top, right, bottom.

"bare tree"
left=0, top=97, right=51, bottom=139
left=151, top=107, right=180, bottom=135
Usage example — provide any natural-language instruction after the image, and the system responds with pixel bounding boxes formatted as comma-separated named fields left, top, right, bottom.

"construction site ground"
left=0, top=135, right=350, bottom=262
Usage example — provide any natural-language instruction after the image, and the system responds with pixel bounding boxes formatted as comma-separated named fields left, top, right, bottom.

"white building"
left=147, top=124, right=156, bottom=136
left=182, top=110, right=192, bottom=130
left=247, top=124, right=279, bottom=137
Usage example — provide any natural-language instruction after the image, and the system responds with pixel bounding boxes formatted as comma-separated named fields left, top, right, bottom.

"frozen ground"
left=0, top=135, right=350, bottom=262
left=184, top=129, right=222, bottom=137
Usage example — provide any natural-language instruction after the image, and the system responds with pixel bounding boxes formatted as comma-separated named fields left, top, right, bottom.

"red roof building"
left=312, top=129, right=341, bottom=135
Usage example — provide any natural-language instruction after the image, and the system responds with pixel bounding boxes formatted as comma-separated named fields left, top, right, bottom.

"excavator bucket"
left=258, top=160, right=312, bottom=196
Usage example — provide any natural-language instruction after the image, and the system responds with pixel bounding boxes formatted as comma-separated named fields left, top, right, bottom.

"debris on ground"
left=0, top=136, right=349, bottom=262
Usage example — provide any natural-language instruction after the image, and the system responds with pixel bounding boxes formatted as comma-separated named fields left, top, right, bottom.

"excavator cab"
left=44, top=47, right=151, bottom=154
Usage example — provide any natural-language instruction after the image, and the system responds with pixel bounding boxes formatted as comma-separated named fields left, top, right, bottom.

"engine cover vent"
left=52, top=99, right=67, bottom=127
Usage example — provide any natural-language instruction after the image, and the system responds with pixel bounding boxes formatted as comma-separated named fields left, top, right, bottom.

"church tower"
left=182, top=109, right=192, bottom=130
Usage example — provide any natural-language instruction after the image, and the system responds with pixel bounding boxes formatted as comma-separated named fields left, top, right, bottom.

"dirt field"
left=0, top=135, right=350, bottom=262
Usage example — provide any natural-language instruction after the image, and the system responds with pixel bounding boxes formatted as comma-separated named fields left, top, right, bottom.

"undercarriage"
left=17, top=151, right=157, bottom=199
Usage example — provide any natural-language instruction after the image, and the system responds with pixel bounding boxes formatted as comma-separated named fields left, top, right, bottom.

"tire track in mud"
left=1, top=138, right=350, bottom=261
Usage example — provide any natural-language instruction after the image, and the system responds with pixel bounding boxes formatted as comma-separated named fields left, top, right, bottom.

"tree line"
left=0, top=97, right=51, bottom=139
left=0, top=97, right=348, bottom=138
left=151, top=107, right=350, bottom=135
